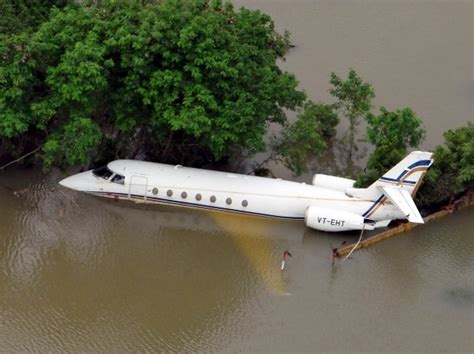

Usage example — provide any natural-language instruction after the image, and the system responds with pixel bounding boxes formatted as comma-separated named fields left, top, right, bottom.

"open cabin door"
left=128, top=175, right=148, bottom=201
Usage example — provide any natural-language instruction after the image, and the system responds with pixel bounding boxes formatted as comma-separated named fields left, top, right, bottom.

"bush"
left=276, top=101, right=338, bottom=175
left=416, top=123, right=474, bottom=209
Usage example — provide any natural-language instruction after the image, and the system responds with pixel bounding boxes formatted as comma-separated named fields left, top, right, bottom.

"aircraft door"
left=129, top=175, right=148, bottom=201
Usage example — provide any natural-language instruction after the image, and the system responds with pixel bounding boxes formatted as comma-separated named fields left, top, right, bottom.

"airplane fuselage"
left=59, top=160, right=405, bottom=231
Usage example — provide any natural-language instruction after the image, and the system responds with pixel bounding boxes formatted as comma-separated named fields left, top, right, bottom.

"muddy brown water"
left=236, top=0, right=473, bottom=180
left=1, top=168, right=473, bottom=352
left=1, top=1, right=473, bottom=351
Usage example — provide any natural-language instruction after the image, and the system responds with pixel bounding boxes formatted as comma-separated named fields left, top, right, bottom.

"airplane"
left=59, top=151, right=433, bottom=232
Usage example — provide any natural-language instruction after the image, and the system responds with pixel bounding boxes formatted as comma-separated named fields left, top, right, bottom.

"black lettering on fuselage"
left=316, top=217, right=347, bottom=228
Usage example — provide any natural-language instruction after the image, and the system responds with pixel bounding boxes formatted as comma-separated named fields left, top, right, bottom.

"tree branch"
left=0, top=146, right=42, bottom=171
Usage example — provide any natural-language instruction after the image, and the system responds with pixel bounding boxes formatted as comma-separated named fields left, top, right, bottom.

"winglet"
left=381, top=186, right=424, bottom=223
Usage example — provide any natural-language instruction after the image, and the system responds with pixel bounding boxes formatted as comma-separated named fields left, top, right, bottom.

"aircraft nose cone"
left=59, top=173, right=87, bottom=191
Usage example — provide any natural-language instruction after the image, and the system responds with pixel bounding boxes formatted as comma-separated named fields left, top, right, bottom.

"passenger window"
left=93, top=166, right=113, bottom=180
left=111, top=174, right=125, bottom=185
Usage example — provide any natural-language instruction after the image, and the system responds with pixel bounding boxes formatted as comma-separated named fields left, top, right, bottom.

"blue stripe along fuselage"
left=362, top=194, right=384, bottom=217
left=88, top=190, right=306, bottom=220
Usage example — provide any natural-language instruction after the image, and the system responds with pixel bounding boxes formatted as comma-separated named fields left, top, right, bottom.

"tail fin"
left=346, top=151, right=434, bottom=223
left=367, top=151, right=433, bottom=197
left=375, top=151, right=433, bottom=197
left=347, top=151, right=434, bottom=200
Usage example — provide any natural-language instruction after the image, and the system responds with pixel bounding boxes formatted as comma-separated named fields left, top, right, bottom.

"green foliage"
left=329, top=68, right=375, bottom=144
left=0, top=33, right=36, bottom=137
left=274, top=69, right=374, bottom=176
left=276, top=101, right=338, bottom=175
left=366, top=107, right=426, bottom=149
left=0, top=0, right=71, bottom=35
left=0, top=0, right=305, bottom=167
left=416, top=123, right=474, bottom=209
left=357, top=107, right=425, bottom=186
left=43, top=116, right=102, bottom=168
left=302, top=101, right=339, bottom=138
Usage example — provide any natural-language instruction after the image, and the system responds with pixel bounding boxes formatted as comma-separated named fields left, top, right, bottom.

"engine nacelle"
left=312, top=174, right=355, bottom=192
left=305, top=206, right=375, bottom=232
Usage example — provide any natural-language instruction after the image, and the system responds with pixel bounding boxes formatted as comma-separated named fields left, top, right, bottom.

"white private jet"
left=59, top=151, right=433, bottom=232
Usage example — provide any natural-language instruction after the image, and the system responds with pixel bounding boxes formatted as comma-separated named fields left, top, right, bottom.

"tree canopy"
left=0, top=0, right=305, bottom=168
left=0, top=0, right=71, bottom=36
left=356, top=106, right=425, bottom=186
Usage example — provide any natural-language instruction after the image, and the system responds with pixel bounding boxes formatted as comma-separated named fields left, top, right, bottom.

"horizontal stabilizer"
left=374, top=219, right=392, bottom=228
left=381, top=186, right=424, bottom=224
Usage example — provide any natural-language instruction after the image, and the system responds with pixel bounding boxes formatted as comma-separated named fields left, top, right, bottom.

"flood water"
left=235, top=0, right=473, bottom=150
left=1, top=167, right=473, bottom=352
left=1, top=1, right=473, bottom=352
left=235, top=0, right=473, bottom=180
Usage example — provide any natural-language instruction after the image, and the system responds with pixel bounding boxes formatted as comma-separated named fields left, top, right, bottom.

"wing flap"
left=381, top=186, right=424, bottom=223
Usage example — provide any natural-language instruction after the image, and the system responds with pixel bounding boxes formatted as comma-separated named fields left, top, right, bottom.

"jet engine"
left=312, top=174, right=355, bottom=192
left=305, top=206, right=375, bottom=232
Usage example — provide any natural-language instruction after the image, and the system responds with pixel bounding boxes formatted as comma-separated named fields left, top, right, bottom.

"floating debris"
left=280, top=250, right=292, bottom=271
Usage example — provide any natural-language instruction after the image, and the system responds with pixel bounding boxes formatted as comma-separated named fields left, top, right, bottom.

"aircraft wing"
left=381, top=186, right=424, bottom=224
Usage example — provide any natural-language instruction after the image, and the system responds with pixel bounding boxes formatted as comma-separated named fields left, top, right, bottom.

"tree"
left=0, top=0, right=305, bottom=168
left=329, top=68, right=375, bottom=162
left=0, top=0, right=71, bottom=36
left=254, top=70, right=376, bottom=177
left=0, top=0, right=74, bottom=165
left=275, top=101, right=338, bottom=175
left=356, top=106, right=425, bottom=187
left=416, top=123, right=474, bottom=209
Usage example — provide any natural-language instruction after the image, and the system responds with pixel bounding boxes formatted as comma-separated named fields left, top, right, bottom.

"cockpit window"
left=92, top=166, right=113, bottom=180
left=111, top=174, right=125, bottom=185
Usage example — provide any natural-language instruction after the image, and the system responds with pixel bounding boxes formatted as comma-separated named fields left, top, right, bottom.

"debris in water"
left=280, top=250, right=292, bottom=271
